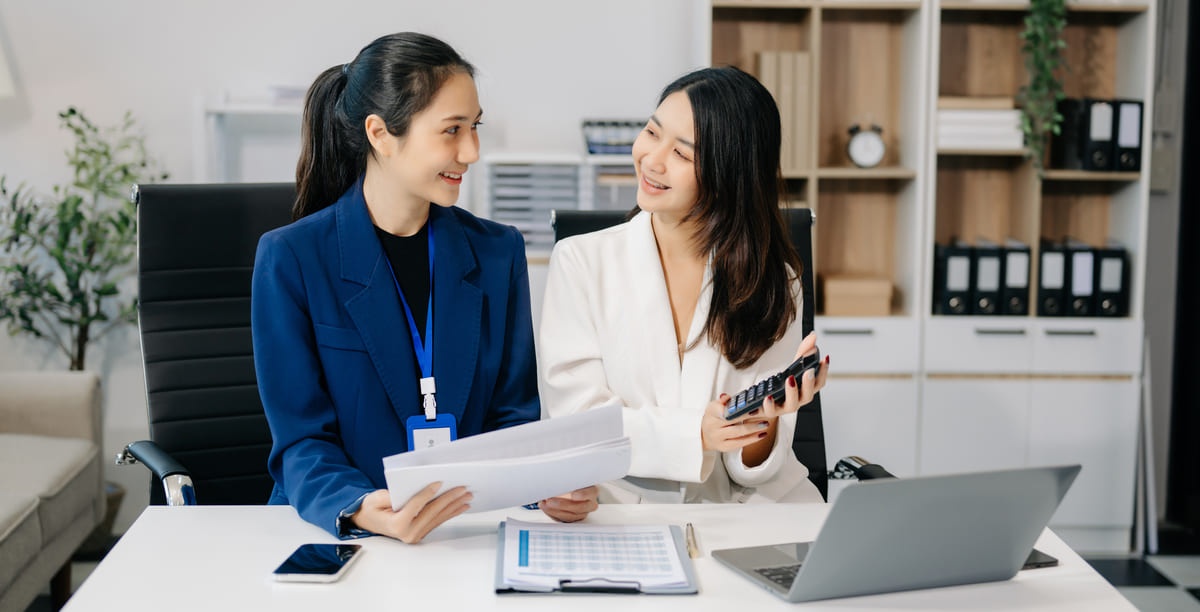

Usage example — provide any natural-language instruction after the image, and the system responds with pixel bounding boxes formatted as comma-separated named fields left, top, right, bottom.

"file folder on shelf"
left=495, top=519, right=698, bottom=594
left=971, top=239, right=1003, bottom=315
left=1052, top=98, right=1115, bottom=171
left=1065, top=238, right=1096, bottom=317
left=1038, top=240, right=1067, bottom=317
left=933, top=241, right=972, bottom=315
left=1114, top=99, right=1144, bottom=172
left=1095, top=241, right=1130, bottom=317
left=1001, top=238, right=1031, bottom=316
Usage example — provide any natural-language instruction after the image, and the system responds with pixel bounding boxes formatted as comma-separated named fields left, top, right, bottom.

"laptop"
left=712, top=464, right=1080, bottom=602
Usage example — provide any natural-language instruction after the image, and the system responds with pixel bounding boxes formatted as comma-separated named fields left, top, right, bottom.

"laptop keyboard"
left=754, top=563, right=801, bottom=588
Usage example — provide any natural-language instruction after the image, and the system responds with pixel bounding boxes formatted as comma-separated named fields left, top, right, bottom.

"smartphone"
left=1021, top=548, right=1059, bottom=570
left=724, top=350, right=822, bottom=421
left=272, top=543, right=364, bottom=583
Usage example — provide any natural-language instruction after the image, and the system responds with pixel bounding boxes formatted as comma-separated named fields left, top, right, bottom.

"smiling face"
left=370, top=70, right=482, bottom=210
left=632, top=91, right=699, bottom=224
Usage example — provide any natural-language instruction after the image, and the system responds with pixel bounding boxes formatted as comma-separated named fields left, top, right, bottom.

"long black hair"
left=661, top=66, right=802, bottom=369
left=293, top=32, right=475, bottom=220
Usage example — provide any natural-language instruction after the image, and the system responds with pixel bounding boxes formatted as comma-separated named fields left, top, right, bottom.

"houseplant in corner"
left=1018, top=0, right=1068, bottom=175
left=0, top=106, right=168, bottom=554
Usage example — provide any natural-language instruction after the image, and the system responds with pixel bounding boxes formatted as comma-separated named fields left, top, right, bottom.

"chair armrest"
left=116, top=440, right=197, bottom=505
left=830, top=456, right=896, bottom=481
left=0, top=371, right=101, bottom=443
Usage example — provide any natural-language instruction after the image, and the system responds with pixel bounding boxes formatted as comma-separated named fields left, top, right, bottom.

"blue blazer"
left=251, top=180, right=539, bottom=536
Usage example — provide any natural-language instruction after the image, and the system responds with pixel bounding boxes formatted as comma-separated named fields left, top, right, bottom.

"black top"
left=374, top=223, right=430, bottom=342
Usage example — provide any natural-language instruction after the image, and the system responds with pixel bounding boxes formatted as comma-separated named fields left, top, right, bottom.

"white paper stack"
left=937, top=109, right=1024, bottom=151
left=383, top=405, right=631, bottom=513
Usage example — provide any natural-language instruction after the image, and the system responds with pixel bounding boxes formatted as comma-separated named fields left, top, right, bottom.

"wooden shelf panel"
left=817, top=166, right=917, bottom=179
left=1042, top=169, right=1140, bottom=181
left=938, top=11, right=1026, bottom=98
left=819, top=10, right=912, bottom=167
left=816, top=181, right=902, bottom=281
left=1060, top=13, right=1126, bottom=99
left=937, top=148, right=1028, bottom=157
left=938, top=1, right=1149, bottom=12
left=714, top=0, right=922, bottom=7
left=1041, top=182, right=1121, bottom=245
left=714, top=0, right=814, bottom=7
left=821, top=1, right=922, bottom=9
left=934, top=156, right=1038, bottom=246
left=712, top=7, right=813, bottom=71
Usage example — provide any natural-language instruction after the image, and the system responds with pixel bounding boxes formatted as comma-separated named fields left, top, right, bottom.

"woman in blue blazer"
left=252, top=32, right=595, bottom=543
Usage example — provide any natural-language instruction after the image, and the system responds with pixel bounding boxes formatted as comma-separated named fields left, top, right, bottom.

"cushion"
left=0, top=433, right=99, bottom=545
left=0, top=494, right=40, bottom=594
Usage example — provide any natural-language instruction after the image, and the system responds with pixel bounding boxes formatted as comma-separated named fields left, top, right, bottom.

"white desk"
left=64, top=504, right=1134, bottom=611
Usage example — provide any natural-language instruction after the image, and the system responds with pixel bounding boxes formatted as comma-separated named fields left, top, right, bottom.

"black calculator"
left=723, top=350, right=821, bottom=421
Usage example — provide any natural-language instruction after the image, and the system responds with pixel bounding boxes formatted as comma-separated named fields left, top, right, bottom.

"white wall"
left=0, top=0, right=704, bottom=532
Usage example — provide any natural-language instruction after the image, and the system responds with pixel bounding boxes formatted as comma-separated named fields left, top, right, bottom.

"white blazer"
left=538, top=211, right=822, bottom=504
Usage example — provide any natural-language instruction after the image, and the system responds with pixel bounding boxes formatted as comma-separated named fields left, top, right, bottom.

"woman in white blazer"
left=538, top=66, right=830, bottom=505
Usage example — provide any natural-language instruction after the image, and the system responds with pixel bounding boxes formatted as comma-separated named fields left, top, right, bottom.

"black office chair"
left=116, top=183, right=295, bottom=505
left=551, top=209, right=633, bottom=243
left=550, top=207, right=860, bottom=499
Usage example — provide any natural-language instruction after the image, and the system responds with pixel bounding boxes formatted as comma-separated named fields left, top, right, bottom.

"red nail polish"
left=787, top=375, right=796, bottom=388
left=758, top=431, right=768, bottom=439
left=825, top=355, right=831, bottom=365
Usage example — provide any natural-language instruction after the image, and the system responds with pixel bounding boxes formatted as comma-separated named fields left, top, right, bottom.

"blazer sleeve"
left=538, top=239, right=710, bottom=484
left=483, top=227, right=541, bottom=431
left=252, top=232, right=376, bottom=537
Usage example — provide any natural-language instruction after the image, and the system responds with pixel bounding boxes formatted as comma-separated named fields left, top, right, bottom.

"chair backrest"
left=135, top=183, right=295, bottom=505
left=550, top=207, right=828, bottom=499
left=551, top=209, right=630, bottom=243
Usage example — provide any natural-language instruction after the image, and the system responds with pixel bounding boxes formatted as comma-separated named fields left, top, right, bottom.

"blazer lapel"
left=679, top=261, right=721, bottom=415
left=626, top=212, right=682, bottom=406
left=338, top=181, right=421, bottom=417
left=429, top=206, right=480, bottom=422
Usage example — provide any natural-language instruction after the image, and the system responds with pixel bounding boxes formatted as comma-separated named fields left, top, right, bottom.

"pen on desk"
left=685, top=522, right=700, bottom=558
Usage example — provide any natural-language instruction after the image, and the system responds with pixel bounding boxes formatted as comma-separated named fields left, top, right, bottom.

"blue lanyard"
left=383, top=224, right=435, bottom=381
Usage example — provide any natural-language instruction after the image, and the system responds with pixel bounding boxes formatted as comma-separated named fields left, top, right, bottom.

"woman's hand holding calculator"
left=700, top=332, right=830, bottom=454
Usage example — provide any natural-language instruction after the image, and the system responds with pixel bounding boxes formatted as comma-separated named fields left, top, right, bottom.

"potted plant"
left=1018, top=0, right=1068, bottom=175
left=0, top=107, right=167, bottom=369
left=0, top=106, right=168, bottom=554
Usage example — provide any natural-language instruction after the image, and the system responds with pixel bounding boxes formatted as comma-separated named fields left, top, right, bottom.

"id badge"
left=406, top=413, right=457, bottom=451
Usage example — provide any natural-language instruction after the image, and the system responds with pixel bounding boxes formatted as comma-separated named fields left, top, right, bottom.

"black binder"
left=971, top=239, right=1003, bottom=315
left=1113, top=99, right=1144, bottom=172
left=1094, top=242, right=1129, bottom=317
left=1064, top=238, right=1096, bottom=317
left=1038, top=240, right=1067, bottom=317
left=1051, top=98, right=1115, bottom=171
left=933, top=241, right=973, bottom=315
left=1001, top=238, right=1031, bottom=316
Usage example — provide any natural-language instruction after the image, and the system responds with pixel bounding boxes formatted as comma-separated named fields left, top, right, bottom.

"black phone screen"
left=273, top=543, right=363, bottom=581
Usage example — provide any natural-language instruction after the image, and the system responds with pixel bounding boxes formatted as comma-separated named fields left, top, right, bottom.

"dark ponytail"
left=293, top=32, right=475, bottom=220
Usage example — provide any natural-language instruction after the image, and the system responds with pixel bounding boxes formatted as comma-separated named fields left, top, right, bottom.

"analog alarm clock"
left=847, top=124, right=885, bottom=168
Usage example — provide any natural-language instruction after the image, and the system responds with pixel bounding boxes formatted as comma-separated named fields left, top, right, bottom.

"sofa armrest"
left=0, top=371, right=102, bottom=444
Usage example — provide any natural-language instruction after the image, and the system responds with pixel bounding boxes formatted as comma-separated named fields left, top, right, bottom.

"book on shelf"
left=937, top=96, right=1015, bottom=110
left=757, top=50, right=810, bottom=174
left=938, top=134, right=1024, bottom=151
left=936, top=109, right=1022, bottom=126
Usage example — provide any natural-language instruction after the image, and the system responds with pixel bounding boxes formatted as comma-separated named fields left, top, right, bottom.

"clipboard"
left=494, top=521, right=699, bottom=595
